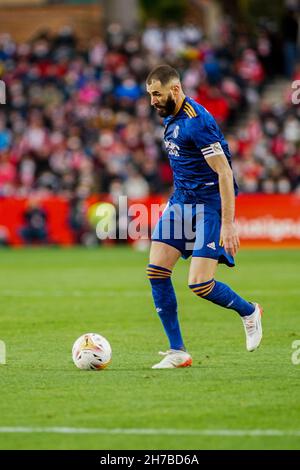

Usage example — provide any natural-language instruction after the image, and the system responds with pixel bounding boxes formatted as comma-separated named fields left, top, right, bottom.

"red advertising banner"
left=236, top=194, right=300, bottom=247
left=0, top=197, right=73, bottom=246
left=0, top=194, right=299, bottom=247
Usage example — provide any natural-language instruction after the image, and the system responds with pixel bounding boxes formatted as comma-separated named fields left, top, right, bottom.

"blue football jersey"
left=163, top=97, right=238, bottom=202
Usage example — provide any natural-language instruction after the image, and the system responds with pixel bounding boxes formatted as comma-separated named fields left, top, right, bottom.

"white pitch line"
left=0, top=290, right=299, bottom=297
left=0, top=291, right=150, bottom=298
left=0, top=427, right=299, bottom=437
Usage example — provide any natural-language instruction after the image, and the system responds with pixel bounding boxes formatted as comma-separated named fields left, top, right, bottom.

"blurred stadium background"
left=0, top=0, right=299, bottom=248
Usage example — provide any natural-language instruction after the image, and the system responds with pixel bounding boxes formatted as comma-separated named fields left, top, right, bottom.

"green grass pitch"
left=0, top=247, right=299, bottom=450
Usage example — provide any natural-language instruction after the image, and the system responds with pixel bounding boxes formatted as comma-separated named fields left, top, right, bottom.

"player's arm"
left=204, top=148, right=240, bottom=257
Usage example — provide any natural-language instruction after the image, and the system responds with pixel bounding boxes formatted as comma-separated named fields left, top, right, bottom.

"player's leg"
left=148, top=241, right=183, bottom=350
left=188, top=257, right=262, bottom=351
left=147, top=241, right=192, bottom=368
left=188, top=257, right=218, bottom=285
left=149, top=240, right=181, bottom=270
left=189, top=256, right=255, bottom=316
left=189, top=206, right=263, bottom=351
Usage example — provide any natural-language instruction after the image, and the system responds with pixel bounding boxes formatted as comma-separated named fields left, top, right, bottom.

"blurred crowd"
left=228, top=82, right=300, bottom=194
left=0, top=12, right=299, bottom=206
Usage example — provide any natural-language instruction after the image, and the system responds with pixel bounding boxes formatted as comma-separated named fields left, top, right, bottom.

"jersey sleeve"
left=189, top=115, right=225, bottom=158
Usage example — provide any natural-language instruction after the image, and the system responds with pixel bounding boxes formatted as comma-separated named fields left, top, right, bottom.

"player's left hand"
left=220, top=222, right=240, bottom=257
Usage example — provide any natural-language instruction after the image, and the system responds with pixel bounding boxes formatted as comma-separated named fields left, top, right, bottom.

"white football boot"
left=152, top=349, right=192, bottom=369
left=242, top=303, right=263, bottom=352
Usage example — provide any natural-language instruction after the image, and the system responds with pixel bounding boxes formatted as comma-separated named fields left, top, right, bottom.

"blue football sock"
left=189, top=279, right=255, bottom=317
left=147, top=264, right=185, bottom=350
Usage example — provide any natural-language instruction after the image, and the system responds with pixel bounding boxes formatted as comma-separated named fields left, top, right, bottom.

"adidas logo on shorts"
left=207, top=242, right=216, bottom=250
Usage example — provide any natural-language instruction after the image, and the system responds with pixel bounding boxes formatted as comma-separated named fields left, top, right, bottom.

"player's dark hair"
left=146, top=65, right=180, bottom=86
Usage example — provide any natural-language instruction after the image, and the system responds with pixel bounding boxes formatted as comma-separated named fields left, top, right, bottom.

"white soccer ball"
left=72, top=333, right=112, bottom=370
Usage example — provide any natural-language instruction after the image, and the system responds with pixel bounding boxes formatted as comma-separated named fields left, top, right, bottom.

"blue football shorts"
left=151, top=197, right=234, bottom=267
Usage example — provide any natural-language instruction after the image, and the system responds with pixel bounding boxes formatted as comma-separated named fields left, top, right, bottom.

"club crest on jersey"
left=164, top=139, right=180, bottom=156
left=173, top=125, right=180, bottom=139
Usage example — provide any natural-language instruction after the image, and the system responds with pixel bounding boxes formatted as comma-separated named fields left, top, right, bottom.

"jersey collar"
left=163, top=97, right=187, bottom=126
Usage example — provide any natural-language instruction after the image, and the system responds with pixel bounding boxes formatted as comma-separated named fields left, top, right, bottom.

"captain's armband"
left=201, top=142, right=225, bottom=158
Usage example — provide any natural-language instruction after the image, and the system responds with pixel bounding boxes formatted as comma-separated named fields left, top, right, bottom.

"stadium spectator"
left=281, top=5, right=299, bottom=78
left=19, top=198, right=48, bottom=244
left=0, top=225, right=9, bottom=246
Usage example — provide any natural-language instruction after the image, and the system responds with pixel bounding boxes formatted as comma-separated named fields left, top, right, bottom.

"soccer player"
left=146, top=65, right=263, bottom=369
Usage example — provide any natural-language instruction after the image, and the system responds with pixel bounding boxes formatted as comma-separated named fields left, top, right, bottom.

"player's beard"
left=155, top=93, right=176, bottom=117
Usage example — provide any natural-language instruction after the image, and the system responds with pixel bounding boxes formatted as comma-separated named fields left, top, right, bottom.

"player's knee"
left=189, top=279, right=215, bottom=298
left=188, top=273, right=212, bottom=285
left=146, top=264, right=172, bottom=281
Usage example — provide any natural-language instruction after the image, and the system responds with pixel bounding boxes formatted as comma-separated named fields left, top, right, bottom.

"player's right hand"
left=220, top=222, right=240, bottom=257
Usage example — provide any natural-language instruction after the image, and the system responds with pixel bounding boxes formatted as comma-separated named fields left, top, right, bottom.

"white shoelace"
left=243, top=317, right=256, bottom=335
left=158, top=350, right=173, bottom=356
left=158, top=349, right=183, bottom=356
